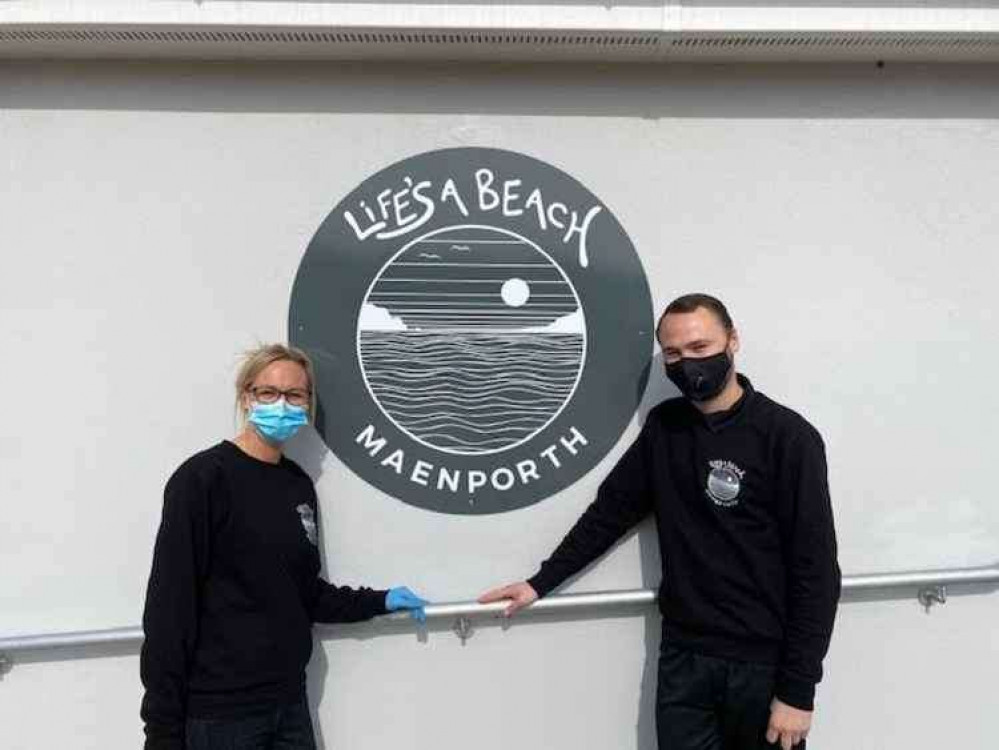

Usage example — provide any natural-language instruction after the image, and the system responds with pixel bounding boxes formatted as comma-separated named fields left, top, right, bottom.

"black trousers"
left=656, top=643, right=804, bottom=750
left=185, top=695, right=317, bottom=750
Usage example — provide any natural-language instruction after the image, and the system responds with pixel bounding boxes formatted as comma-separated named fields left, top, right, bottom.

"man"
left=480, top=293, right=840, bottom=750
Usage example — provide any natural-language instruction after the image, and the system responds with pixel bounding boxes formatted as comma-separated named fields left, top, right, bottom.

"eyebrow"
left=664, top=339, right=712, bottom=351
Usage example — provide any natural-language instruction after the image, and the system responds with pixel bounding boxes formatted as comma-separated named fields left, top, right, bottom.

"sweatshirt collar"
left=698, top=374, right=755, bottom=433
left=222, top=439, right=289, bottom=469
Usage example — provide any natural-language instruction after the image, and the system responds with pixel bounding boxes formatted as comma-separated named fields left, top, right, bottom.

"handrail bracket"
left=917, top=585, right=947, bottom=612
left=452, top=616, right=474, bottom=645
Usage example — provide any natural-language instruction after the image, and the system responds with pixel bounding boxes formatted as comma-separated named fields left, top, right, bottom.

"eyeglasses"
left=248, top=386, right=312, bottom=408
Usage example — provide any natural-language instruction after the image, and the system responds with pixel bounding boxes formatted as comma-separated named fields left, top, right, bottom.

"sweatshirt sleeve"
left=774, top=427, right=842, bottom=711
left=528, top=424, right=654, bottom=597
left=305, top=502, right=389, bottom=623
left=140, top=463, right=214, bottom=750
left=308, top=579, right=390, bottom=623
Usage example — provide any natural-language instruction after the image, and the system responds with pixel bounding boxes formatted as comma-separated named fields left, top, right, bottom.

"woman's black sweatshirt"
left=528, top=377, right=841, bottom=711
left=140, top=440, right=388, bottom=750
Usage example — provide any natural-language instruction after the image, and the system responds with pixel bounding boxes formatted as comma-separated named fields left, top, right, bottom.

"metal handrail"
left=1, top=562, right=997, bottom=662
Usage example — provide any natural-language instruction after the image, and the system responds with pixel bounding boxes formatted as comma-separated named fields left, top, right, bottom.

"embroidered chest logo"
left=295, top=504, right=318, bottom=546
left=706, top=460, right=745, bottom=508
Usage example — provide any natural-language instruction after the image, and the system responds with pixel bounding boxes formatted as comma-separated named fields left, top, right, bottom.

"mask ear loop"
left=236, top=388, right=256, bottom=432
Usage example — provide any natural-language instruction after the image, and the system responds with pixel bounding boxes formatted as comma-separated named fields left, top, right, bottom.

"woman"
left=141, top=343, right=427, bottom=750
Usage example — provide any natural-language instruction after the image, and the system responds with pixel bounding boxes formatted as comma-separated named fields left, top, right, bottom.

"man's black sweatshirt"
left=140, top=441, right=388, bottom=750
left=528, top=376, right=840, bottom=711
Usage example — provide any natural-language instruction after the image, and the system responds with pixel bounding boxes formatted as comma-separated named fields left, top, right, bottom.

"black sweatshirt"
left=528, top=376, right=840, bottom=711
left=140, top=441, right=388, bottom=750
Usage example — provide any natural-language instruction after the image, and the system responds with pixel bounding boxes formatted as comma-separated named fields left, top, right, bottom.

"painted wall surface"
left=1, top=61, right=997, bottom=749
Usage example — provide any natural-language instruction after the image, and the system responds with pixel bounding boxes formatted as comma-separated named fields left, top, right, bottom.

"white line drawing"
left=356, top=224, right=587, bottom=456
left=417, top=239, right=524, bottom=245
left=376, top=278, right=569, bottom=284
left=368, top=291, right=575, bottom=298
left=393, top=262, right=552, bottom=268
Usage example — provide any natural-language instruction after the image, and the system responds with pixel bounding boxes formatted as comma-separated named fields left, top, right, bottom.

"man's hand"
left=766, top=698, right=811, bottom=750
left=477, top=581, right=538, bottom=617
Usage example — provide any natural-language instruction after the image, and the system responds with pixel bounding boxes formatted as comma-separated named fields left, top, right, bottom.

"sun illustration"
left=356, top=224, right=587, bottom=456
left=500, top=278, right=531, bottom=308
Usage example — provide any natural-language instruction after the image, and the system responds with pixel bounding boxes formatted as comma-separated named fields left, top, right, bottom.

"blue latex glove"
left=385, top=586, right=428, bottom=624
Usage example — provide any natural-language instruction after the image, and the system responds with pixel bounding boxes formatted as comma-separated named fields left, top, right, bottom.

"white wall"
left=1, top=60, right=996, bottom=749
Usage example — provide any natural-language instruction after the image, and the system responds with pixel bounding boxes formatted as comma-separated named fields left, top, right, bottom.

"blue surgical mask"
left=248, top=400, right=309, bottom=444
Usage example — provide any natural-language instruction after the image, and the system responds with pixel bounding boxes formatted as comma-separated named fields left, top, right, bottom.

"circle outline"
left=355, top=223, right=588, bottom=457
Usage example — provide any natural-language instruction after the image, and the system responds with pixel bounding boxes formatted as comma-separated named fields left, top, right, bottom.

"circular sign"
left=289, top=147, right=652, bottom=515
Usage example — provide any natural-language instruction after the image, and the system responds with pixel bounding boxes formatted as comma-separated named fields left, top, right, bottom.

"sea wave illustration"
left=359, top=331, right=584, bottom=454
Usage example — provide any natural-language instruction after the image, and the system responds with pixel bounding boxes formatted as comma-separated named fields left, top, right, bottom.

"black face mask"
left=664, top=350, right=733, bottom=402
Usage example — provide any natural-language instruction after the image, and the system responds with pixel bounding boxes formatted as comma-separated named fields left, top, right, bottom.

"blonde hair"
left=234, top=343, right=317, bottom=426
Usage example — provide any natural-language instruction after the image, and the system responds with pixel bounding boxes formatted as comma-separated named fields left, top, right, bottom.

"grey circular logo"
left=706, top=462, right=742, bottom=507
left=289, top=147, right=652, bottom=515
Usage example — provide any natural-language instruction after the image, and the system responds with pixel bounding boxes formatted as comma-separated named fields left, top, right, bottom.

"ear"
left=729, top=328, right=741, bottom=355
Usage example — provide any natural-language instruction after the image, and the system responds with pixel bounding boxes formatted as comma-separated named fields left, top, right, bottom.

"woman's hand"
left=385, top=586, right=429, bottom=623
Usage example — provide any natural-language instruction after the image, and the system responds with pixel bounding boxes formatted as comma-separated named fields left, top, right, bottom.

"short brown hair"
left=656, top=293, right=734, bottom=342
